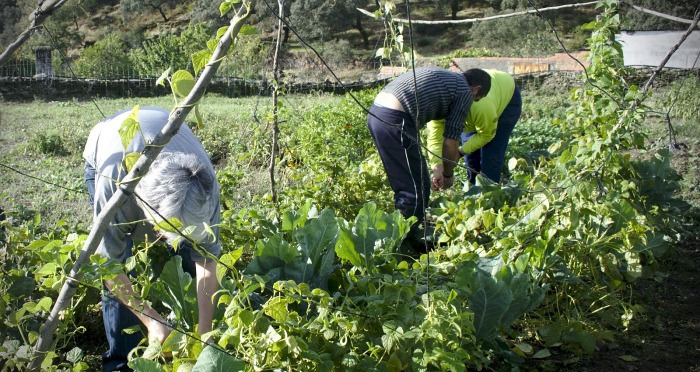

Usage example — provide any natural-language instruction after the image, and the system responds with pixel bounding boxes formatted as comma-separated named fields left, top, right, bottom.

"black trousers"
left=367, top=105, right=430, bottom=224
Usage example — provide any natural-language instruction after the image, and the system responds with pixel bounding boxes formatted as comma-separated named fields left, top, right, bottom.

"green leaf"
left=171, top=70, right=195, bottom=98
left=263, top=296, right=289, bottom=323
left=532, top=348, right=551, bottom=359
left=152, top=256, right=197, bottom=329
left=8, top=276, right=36, bottom=298
left=219, top=1, right=232, bottom=16
left=128, top=358, right=165, bottom=372
left=216, top=27, right=229, bottom=40
left=467, top=272, right=512, bottom=340
left=192, top=50, right=212, bottom=76
left=194, top=105, right=204, bottom=129
left=292, top=209, right=338, bottom=285
left=35, top=263, right=58, bottom=277
left=65, top=347, right=83, bottom=363
left=153, top=217, right=184, bottom=234
left=155, top=67, right=171, bottom=87
left=239, top=25, right=257, bottom=36
left=193, top=345, right=246, bottom=371
left=119, top=106, right=140, bottom=151
left=123, top=152, right=140, bottom=173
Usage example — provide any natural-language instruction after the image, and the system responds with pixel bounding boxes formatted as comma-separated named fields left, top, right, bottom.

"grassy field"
left=0, top=93, right=344, bottom=226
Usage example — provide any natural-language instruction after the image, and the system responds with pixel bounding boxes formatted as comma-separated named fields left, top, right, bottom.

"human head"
left=135, top=151, right=217, bottom=247
left=463, top=68, right=491, bottom=101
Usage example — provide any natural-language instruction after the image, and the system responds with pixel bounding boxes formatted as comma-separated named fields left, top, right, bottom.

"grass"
left=0, top=93, right=344, bottom=226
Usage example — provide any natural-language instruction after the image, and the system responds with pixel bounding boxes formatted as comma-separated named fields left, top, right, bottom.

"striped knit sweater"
left=382, top=67, right=473, bottom=140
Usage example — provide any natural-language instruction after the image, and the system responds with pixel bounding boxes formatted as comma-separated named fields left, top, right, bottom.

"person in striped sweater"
left=367, top=67, right=490, bottom=242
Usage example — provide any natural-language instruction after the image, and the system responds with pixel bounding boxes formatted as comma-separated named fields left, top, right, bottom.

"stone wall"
left=0, top=76, right=389, bottom=101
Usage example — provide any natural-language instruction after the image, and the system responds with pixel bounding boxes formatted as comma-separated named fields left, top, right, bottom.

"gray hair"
left=136, top=152, right=216, bottom=243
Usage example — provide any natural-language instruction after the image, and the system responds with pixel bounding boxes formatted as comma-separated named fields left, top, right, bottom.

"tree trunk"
left=355, top=14, right=370, bottom=49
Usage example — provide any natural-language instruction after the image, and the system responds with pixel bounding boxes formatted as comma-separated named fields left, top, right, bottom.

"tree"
left=289, top=0, right=371, bottom=48
left=121, top=0, right=179, bottom=22
left=0, top=0, right=25, bottom=50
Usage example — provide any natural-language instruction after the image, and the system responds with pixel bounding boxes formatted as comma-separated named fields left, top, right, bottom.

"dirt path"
left=577, top=237, right=700, bottom=371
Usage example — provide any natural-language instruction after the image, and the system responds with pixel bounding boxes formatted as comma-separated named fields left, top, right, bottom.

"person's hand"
left=443, top=173, right=455, bottom=189
left=432, top=164, right=445, bottom=190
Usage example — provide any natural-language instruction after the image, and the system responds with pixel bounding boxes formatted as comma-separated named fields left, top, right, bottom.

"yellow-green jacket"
left=427, top=69, right=515, bottom=166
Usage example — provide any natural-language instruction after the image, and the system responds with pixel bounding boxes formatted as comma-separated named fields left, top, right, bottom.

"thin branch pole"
left=28, top=2, right=256, bottom=370
left=625, top=1, right=697, bottom=25
left=269, top=0, right=286, bottom=208
left=613, top=5, right=700, bottom=133
left=357, top=1, right=601, bottom=25
left=0, top=0, right=69, bottom=66
left=641, top=6, right=700, bottom=95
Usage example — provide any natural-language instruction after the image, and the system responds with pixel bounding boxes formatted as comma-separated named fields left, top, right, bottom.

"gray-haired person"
left=83, top=107, right=221, bottom=371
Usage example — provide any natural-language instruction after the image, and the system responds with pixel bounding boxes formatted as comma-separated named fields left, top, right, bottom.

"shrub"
left=467, top=14, right=559, bottom=57
left=129, top=23, right=212, bottom=77
left=73, top=34, right=134, bottom=78
left=32, top=132, right=65, bottom=155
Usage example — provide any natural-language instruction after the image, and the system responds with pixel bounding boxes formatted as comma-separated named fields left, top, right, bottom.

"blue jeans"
left=85, top=162, right=196, bottom=371
left=461, top=87, right=522, bottom=183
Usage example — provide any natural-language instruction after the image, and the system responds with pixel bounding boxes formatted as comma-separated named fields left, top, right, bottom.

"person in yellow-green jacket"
left=427, top=69, right=521, bottom=187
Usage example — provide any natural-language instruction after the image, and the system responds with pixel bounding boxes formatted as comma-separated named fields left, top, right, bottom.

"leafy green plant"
left=31, top=132, right=65, bottom=155
left=129, top=23, right=212, bottom=78
left=73, top=34, right=134, bottom=79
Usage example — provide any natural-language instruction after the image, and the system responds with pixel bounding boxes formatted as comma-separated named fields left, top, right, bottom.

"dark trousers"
left=367, top=105, right=430, bottom=224
left=85, top=162, right=195, bottom=371
left=462, top=87, right=522, bottom=183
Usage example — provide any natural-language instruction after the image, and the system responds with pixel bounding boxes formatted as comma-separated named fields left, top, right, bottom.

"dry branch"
left=626, top=2, right=697, bottom=25
left=27, top=1, right=256, bottom=370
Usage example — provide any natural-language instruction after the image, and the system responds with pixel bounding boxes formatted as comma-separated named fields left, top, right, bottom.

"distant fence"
left=0, top=75, right=393, bottom=101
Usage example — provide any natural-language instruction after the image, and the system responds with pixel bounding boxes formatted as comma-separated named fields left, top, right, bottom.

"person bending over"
left=367, top=67, right=490, bottom=235
left=427, top=69, right=521, bottom=185
left=83, top=107, right=221, bottom=371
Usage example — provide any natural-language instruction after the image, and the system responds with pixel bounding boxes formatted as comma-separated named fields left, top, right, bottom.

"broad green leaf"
left=532, top=348, right=551, bottom=359
left=216, top=26, right=229, bottom=40
left=562, top=329, right=596, bottom=354
left=193, top=345, right=246, bottom=371
left=467, top=272, right=512, bottom=340
left=119, top=106, right=140, bottom=151
left=263, top=296, right=289, bottom=323
left=8, top=276, right=36, bottom=298
left=171, top=70, right=195, bottom=98
left=192, top=50, right=212, bottom=75
left=128, top=358, right=165, bottom=372
left=65, top=347, right=83, bottom=363
left=35, top=263, right=58, bottom=277
left=152, top=256, right=197, bottom=328
left=219, top=1, right=232, bottom=16
left=281, top=200, right=312, bottom=231
left=153, top=217, right=184, bottom=234
left=335, top=227, right=362, bottom=268
left=292, top=209, right=338, bottom=285
left=123, top=152, right=140, bottom=173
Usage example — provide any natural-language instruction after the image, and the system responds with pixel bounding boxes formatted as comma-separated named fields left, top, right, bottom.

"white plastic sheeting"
left=616, top=30, right=700, bottom=68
